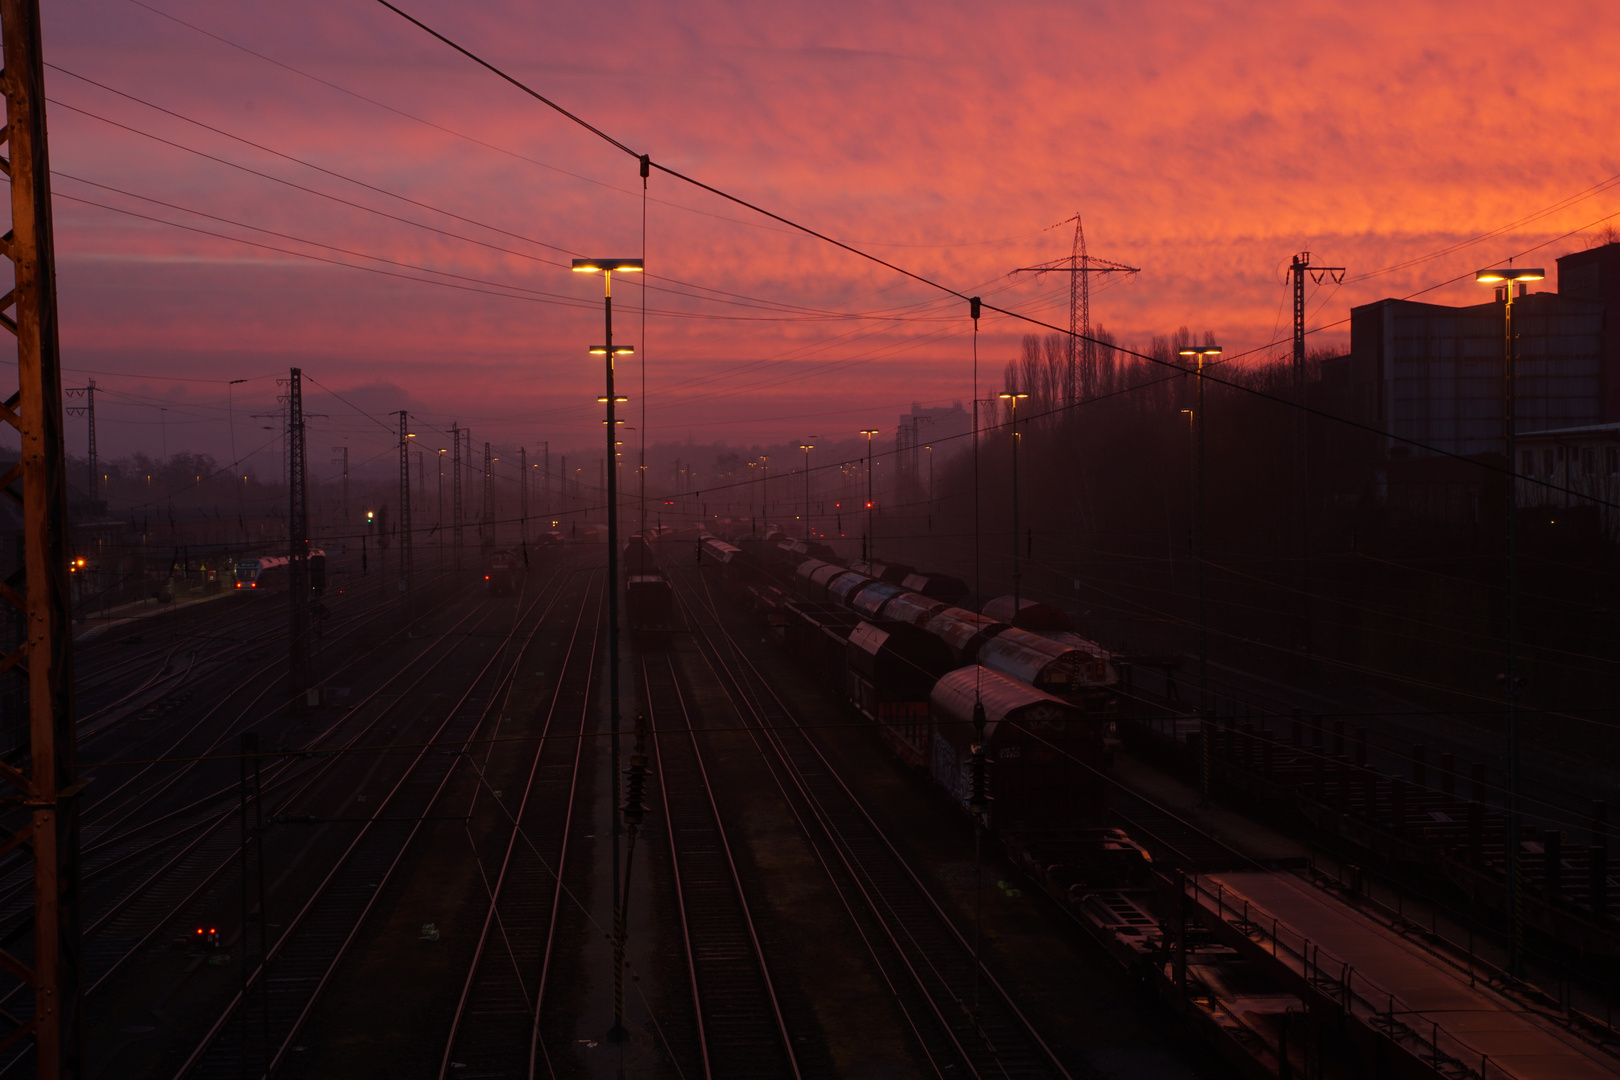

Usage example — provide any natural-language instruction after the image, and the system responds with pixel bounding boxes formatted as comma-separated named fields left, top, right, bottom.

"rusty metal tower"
left=1014, top=215, right=1139, bottom=405
left=0, top=5, right=82, bottom=1072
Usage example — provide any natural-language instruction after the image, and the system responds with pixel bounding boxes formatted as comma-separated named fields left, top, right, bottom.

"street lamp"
left=997, top=393, right=1029, bottom=622
left=860, top=430, right=880, bottom=560
left=1179, top=343, right=1222, bottom=806
left=572, top=255, right=642, bottom=1042
left=799, top=442, right=815, bottom=537
left=1477, top=264, right=1543, bottom=979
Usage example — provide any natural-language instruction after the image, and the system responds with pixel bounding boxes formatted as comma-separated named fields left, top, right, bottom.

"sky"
left=35, top=0, right=1620, bottom=480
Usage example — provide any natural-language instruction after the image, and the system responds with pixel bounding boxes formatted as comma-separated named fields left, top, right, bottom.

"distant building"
left=1327, top=242, right=1620, bottom=527
left=1516, top=422, right=1620, bottom=540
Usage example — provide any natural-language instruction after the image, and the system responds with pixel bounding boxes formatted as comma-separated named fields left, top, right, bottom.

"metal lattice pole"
left=451, top=422, right=462, bottom=570
left=482, top=441, right=493, bottom=545
left=399, top=411, right=412, bottom=597
left=0, top=3, right=81, bottom=1070
left=286, top=368, right=309, bottom=710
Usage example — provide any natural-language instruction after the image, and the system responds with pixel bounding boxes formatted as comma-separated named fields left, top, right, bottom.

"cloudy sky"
left=40, top=0, right=1620, bottom=474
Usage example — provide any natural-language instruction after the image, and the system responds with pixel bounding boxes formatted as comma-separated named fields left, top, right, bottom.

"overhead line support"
left=0, top=2, right=82, bottom=1072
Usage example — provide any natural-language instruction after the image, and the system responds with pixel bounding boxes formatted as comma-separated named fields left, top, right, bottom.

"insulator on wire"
left=621, top=753, right=648, bottom=826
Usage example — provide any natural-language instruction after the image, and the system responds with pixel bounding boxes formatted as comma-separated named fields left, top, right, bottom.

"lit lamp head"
left=1477, top=266, right=1544, bottom=302
left=572, top=258, right=643, bottom=296
left=860, top=428, right=880, bottom=440
left=1178, top=344, right=1222, bottom=361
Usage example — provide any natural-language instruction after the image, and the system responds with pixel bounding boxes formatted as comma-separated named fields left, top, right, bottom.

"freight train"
left=698, top=532, right=1148, bottom=888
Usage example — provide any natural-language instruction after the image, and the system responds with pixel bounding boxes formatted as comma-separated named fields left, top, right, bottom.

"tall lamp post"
left=1178, top=343, right=1222, bottom=806
left=860, top=429, right=879, bottom=559
left=1477, top=265, right=1543, bottom=979
left=997, top=392, right=1029, bottom=623
left=570, top=256, right=642, bottom=1041
left=799, top=442, right=815, bottom=537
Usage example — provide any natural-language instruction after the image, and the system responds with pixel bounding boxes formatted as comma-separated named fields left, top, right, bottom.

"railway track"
left=435, top=571, right=602, bottom=1079
left=171, top=567, right=583, bottom=1078
left=0, top=563, right=570, bottom=1076
left=0, top=568, right=462, bottom=941
left=641, top=650, right=802, bottom=1080
left=676, top=572, right=1073, bottom=1080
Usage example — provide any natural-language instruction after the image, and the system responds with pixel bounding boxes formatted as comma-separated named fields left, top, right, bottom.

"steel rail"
left=643, top=650, right=802, bottom=1080
left=173, top=566, right=578, bottom=1078
left=0, top=565, right=462, bottom=926
left=437, top=572, right=601, bottom=1078
left=678, top=572, right=1075, bottom=1080
left=0, top=567, right=547, bottom=1077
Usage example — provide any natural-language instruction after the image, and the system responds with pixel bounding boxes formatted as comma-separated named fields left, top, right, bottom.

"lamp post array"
left=571, top=256, right=642, bottom=1041
left=799, top=442, right=815, bottom=536
left=1178, top=343, right=1221, bottom=806
left=998, top=391, right=1029, bottom=624
left=860, top=429, right=879, bottom=560
left=1477, top=264, right=1543, bottom=980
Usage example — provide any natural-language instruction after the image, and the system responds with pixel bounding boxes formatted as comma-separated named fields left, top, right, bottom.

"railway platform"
left=1183, top=869, right=1620, bottom=1079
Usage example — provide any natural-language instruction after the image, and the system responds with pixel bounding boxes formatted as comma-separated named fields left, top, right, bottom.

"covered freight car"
left=848, top=621, right=953, bottom=767
left=922, top=607, right=1008, bottom=666
left=882, top=591, right=950, bottom=628
left=929, top=666, right=1107, bottom=833
left=977, top=627, right=1116, bottom=699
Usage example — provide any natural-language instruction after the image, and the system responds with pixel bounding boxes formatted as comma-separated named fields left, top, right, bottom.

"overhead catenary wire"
left=367, top=0, right=1620, bottom=518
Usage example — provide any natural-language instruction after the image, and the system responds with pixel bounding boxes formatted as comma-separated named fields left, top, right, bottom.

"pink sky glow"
left=39, top=0, right=1620, bottom=472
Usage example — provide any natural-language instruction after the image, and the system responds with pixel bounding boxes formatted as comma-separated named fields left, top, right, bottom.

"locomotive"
left=484, top=548, right=524, bottom=596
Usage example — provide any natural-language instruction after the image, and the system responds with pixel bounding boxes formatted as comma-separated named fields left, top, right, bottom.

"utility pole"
left=65, top=379, right=95, bottom=509
left=331, top=446, right=348, bottom=525
left=451, top=422, right=462, bottom=570
left=399, top=411, right=412, bottom=599
left=0, top=2, right=80, bottom=1070
left=482, top=441, right=493, bottom=546
left=541, top=441, right=549, bottom=519
left=519, top=445, right=528, bottom=542
left=1179, top=344, right=1222, bottom=805
left=799, top=442, right=815, bottom=536
left=1290, top=253, right=1343, bottom=652
left=1014, top=215, right=1139, bottom=404
left=285, top=368, right=309, bottom=711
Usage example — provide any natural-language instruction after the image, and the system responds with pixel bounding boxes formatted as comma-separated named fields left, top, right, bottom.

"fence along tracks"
left=641, top=650, right=802, bottom=1080
left=676, top=572, right=1074, bottom=1080
left=435, top=572, right=602, bottom=1079
left=169, top=567, right=585, bottom=1079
